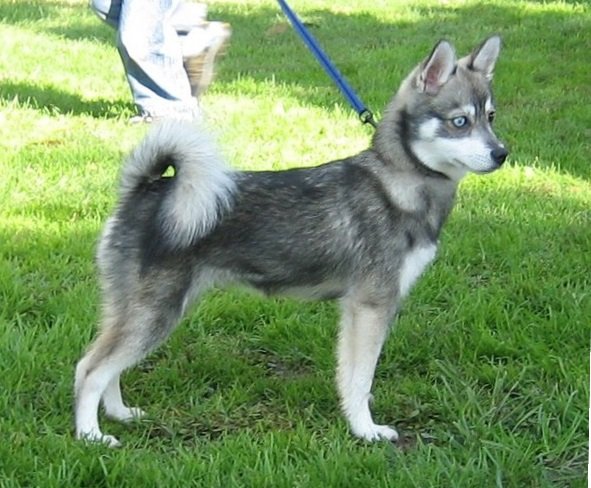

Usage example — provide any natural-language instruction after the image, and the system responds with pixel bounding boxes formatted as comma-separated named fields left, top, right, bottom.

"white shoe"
left=172, top=2, right=208, bottom=33
left=183, top=22, right=232, bottom=97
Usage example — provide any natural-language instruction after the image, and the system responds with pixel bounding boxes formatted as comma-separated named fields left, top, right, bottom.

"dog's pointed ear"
left=417, top=40, right=456, bottom=95
left=464, top=35, right=501, bottom=80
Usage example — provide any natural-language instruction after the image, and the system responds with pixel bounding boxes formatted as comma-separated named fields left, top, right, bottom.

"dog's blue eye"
left=452, top=116, right=468, bottom=128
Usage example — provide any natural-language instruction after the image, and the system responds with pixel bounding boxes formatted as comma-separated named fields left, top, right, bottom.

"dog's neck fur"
left=372, top=68, right=447, bottom=178
left=364, top=69, right=459, bottom=238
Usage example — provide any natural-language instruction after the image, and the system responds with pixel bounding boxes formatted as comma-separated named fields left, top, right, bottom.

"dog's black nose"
left=491, top=147, right=508, bottom=166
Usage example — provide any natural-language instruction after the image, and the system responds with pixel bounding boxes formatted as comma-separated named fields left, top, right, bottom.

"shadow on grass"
left=0, top=80, right=133, bottom=118
left=0, top=1, right=69, bottom=23
left=0, top=0, right=113, bottom=43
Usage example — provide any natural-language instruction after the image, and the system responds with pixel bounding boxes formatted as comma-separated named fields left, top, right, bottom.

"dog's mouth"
left=452, top=156, right=506, bottom=175
left=473, top=163, right=503, bottom=174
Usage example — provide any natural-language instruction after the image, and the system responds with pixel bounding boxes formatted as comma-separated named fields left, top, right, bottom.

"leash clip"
left=359, top=110, right=377, bottom=129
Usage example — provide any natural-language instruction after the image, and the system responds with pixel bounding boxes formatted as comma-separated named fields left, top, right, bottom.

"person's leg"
left=116, top=0, right=199, bottom=120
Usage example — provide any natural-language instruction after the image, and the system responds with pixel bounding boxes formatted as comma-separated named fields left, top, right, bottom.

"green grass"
left=1, top=0, right=589, bottom=486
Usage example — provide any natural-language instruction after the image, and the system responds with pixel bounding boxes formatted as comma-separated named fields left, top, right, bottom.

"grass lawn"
left=1, top=0, right=589, bottom=486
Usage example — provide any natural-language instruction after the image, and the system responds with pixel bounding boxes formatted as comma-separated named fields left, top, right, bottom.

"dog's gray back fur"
left=108, top=132, right=457, bottom=311
left=194, top=152, right=455, bottom=301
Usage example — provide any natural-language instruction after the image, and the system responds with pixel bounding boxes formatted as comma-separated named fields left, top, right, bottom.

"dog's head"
left=383, top=36, right=509, bottom=180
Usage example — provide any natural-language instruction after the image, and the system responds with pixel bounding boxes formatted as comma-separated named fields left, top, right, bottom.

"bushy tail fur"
left=120, top=121, right=235, bottom=248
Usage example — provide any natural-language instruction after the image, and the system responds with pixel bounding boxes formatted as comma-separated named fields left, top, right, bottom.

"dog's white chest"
left=399, top=244, right=437, bottom=298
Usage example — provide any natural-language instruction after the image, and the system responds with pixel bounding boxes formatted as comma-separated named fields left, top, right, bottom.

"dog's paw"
left=105, top=406, right=147, bottom=423
left=99, top=434, right=122, bottom=448
left=78, top=430, right=122, bottom=448
left=353, top=423, right=399, bottom=442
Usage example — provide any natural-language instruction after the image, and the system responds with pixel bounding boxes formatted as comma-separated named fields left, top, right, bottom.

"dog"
left=75, top=36, right=508, bottom=446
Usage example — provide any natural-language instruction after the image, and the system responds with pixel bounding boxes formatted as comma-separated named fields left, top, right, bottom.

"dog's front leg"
left=337, top=297, right=398, bottom=442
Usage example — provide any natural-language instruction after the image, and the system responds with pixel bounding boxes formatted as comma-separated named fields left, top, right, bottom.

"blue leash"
left=276, top=0, right=377, bottom=129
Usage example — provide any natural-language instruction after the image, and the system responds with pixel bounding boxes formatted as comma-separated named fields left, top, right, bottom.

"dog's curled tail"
left=121, top=120, right=236, bottom=248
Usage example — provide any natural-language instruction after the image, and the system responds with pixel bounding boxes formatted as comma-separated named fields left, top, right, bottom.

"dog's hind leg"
left=75, top=325, right=142, bottom=447
left=102, top=374, right=146, bottom=422
left=75, top=298, right=186, bottom=447
left=337, top=296, right=398, bottom=442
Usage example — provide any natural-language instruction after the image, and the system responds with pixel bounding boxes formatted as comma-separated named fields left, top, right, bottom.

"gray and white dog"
left=75, top=36, right=508, bottom=446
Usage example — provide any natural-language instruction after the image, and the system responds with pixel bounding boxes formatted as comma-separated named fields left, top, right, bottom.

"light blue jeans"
left=91, top=0, right=202, bottom=119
